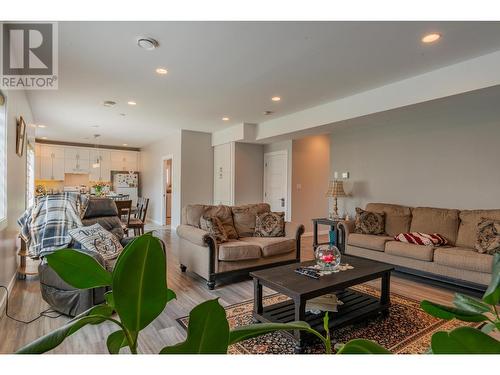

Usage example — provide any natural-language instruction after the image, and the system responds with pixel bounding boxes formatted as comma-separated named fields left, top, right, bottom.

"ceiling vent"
left=137, top=37, right=159, bottom=50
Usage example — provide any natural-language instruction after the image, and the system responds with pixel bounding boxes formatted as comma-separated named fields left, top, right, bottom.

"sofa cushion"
left=366, top=203, right=412, bottom=236
left=231, top=203, right=270, bottom=237
left=254, top=212, right=285, bottom=237
left=347, top=233, right=393, bottom=252
left=434, top=247, right=494, bottom=274
left=456, top=209, right=500, bottom=249
left=410, top=207, right=460, bottom=245
left=217, top=240, right=261, bottom=261
left=385, top=241, right=435, bottom=262
left=240, top=236, right=295, bottom=257
left=82, top=198, right=119, bottom=218
left=204, top=205, right=238, bottom=239
left=475, top=218, right=500, bottom=255
left=354, top=208, right=385, bottom=235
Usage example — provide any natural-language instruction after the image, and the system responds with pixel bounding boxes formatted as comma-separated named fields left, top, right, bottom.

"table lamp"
left=326, top=180, right=347, bottom=219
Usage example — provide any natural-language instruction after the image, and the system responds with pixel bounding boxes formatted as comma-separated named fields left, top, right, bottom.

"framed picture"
left=16, top=116, right=27, bottom=157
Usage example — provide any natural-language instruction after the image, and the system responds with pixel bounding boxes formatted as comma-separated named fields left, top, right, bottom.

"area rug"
left=177, top=285, right=481, bottom=354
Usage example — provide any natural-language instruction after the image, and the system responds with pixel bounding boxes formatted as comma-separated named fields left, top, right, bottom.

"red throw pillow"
left=394, top=232, right=448, bottom=246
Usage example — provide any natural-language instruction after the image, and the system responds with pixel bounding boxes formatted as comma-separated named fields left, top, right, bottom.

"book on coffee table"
left=306, top=294, right=343, bottom=313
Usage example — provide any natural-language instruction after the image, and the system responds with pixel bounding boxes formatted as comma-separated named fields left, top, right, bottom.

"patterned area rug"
left=177, top=285, right=481, bottom=354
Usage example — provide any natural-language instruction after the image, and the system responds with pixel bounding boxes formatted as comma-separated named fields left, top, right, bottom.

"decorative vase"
left=315, top=244, right=341, bottom=271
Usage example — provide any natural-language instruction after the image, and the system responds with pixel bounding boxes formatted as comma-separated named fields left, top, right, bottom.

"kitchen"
left=34, top=140, right=141, bottom=205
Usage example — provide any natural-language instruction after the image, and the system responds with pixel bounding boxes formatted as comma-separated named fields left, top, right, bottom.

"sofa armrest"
left=176, top=224, right=212, bottom=247
left=285, top=222, right=305, bottom=261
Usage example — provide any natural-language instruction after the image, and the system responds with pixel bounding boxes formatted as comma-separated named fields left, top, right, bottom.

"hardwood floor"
left=0, top=229, right=458, bottom=354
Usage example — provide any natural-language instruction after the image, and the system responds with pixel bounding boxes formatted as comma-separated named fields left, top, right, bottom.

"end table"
left=311, top=218, right=343, bottom=251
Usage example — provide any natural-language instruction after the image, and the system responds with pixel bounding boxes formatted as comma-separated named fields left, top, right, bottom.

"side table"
left=311, top=218, right=343, bottom=251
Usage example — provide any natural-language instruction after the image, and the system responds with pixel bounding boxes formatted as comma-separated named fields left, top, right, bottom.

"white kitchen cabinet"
left=110, top=151, right=138, bottom=172
left=39, top=145, right=65, bottom=180
left=89, top=150, right=111, bottom=181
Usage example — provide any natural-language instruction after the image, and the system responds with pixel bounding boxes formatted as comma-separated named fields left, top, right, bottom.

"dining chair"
left=128, top=198, right=149, bottom=235
left=114, top=200, right=132, bottom=236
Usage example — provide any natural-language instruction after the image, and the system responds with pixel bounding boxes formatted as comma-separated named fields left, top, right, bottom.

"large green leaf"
left=431, top=326, right=500, bottom=354
left=453, top=293, right=491, bottom=314
left=228, top=321, right=311, bottom=345
left=46, top=249, right=112, bottom=289
left=112, top=234, right=169, bottom=333
left=420, top=300, right=488, bottom=322
left=160, top=299, right=229, bottom=354
left=483, top=253, right=500, bottom=305
left=106, top=330, right=128, bottom=354
left=336, top=339, right=391, bottom=354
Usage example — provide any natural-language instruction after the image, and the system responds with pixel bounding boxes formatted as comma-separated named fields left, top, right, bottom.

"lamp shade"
left=326, top=180, right=347, bottom=198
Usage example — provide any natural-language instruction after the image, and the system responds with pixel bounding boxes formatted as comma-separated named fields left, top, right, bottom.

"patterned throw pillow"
left=354, top=207, right=385, bottom=235
left=475, top=218, right=500, bottom=255
left=200, top=216, right=228, bottom=243
left=394, top=232, right=448, bottom=246
left=254, top=212, right=285, bottom=237
left=68, top=223, right=123, bottom=262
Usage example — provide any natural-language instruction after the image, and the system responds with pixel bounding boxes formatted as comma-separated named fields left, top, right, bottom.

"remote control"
left=295, top=267, right=320, bottom=279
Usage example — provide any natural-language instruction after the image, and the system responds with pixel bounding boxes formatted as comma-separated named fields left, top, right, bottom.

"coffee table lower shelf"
left=252, top=289, right=389, bottom=351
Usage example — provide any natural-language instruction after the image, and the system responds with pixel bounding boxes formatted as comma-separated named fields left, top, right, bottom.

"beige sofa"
left=176, top=203, right=305, bottom=289
left=338, top=203, right=497, bottom=290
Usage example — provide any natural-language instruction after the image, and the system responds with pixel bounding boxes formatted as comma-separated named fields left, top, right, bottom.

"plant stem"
left=304, top=328, right=332, bottom=354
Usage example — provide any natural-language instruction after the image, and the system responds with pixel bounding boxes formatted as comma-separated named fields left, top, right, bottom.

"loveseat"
left=176, top=203, right=305, bottom=289
left=338, top=203, right=497, bottom=291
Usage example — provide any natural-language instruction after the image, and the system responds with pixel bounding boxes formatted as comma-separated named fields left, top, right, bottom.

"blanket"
left=18, top=193, right=83, bottom=258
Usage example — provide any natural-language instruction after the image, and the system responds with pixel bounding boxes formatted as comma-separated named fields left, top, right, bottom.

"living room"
left=1, top=1, right=500, bottom=374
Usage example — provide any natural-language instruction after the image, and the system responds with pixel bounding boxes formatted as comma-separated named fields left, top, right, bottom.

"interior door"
left=263, top=151, right=288, bottom=220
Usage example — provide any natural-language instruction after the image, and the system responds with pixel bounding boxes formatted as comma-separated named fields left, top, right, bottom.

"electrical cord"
left=0, top=285, right=62, bottom=324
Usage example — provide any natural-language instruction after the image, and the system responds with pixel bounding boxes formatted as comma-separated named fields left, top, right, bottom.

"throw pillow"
left=68, top=223, right=123, bottom=261
left=394, top=232, right=448, bottom=246
left=354, top=207, right=386, bottom=235
left=475, top=217, right=500, bottom=255
left=200, top=215, right=228, bottom=243
left=254, top=212, right=285, bottom=237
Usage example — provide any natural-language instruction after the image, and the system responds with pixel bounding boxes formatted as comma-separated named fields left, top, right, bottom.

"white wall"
left=180, top=130, right=213, bottom=210
left=330, top=96, right=500, bottom=217
left=141, top=131, right=182, bottom=227
left=1, top=90, right=34, bottom=289
left=234, top=142, right=263, bottom=205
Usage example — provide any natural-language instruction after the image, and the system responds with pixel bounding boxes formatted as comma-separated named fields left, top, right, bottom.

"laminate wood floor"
left=0, top=228, right=458, bottom=354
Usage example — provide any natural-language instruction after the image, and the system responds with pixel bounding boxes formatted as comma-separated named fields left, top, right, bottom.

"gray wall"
left=234, top=142, right=263, bottom=205
left=330, top=102, right=500, bottom=218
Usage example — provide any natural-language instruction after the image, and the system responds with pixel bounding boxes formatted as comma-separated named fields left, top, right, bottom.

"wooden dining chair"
left=114, top=200, right=132, bottom=236
left=128, top=198, right=149, bottom=235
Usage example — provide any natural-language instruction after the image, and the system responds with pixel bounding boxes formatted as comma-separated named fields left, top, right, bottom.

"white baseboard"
left=0, top=273, right=17, bottom=315
left=146, top=218, right=162, bottom=226
left=302, top=229, right=330, bottom=237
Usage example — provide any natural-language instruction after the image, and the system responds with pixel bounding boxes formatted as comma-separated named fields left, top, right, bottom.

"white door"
left=263, top=151, right=288, bottom=220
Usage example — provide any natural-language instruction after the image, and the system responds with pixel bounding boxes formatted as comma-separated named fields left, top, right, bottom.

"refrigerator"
left=113, top=172, right=139, bottom=206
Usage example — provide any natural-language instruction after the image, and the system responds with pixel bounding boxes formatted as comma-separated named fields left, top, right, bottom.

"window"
left=0, top=92, right=6, bottom=226
left=26, top=142, right=35, bottom=208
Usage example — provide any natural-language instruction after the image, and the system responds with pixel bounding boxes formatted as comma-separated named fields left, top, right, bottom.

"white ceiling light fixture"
left=41, top=136, right=47, bottom=140
left=271, top=96, right=281, bottom=102
left=37, top=124, right=47, bottom=128
left=137, top=37, right=159, bottom=51
left=156, top=67, right=168, bottom=75
left=92, top=134, right=101, bottom=169
left=422, top=33, right=441, bottom=44
left=222, top=117, right=229, bottom=121
left=103, top=100, right=116, bottom=107
left=123, top=143, right=128, bottom=146
left=127, top=101, right=137, bottom=106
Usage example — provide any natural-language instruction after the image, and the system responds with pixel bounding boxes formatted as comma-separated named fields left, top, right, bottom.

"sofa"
left=338, top=203, right=497, bottom=291
left=38, top=198, right=141, bottom=316
left=176, top=203, right=305, bottom=289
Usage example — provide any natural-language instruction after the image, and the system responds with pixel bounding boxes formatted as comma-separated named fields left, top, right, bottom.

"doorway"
left=162, top=157, right=173, bottom=226
left=263, top=150, right=289, bottom=220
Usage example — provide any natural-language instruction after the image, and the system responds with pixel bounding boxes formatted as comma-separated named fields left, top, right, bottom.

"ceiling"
left=28, top=21, right=500, bottom=147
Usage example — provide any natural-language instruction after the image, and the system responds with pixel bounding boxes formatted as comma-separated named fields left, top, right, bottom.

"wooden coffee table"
left=250, top=255, right=394, bottom=353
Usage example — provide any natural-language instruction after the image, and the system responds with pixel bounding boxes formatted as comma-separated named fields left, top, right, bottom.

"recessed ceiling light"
left=222, top=117, right=229, bottom=121
left=41, top=136, right=47, bottom=140
left=137, top=37, right=159, bottom=51
left=422, top=33, right=441, bottom=44
left=271, top=96, right=281, bottom=102
left=91, top=125, right=100, bottom=128
left=37, top=124, right=47, bottom=128
left=123, top=143, right=128, bottom=146
left=127, top=101, right=137, bottom=106
left=103, top=100, right=116, bottom=107
left=156, top=67, right=168, bottom=75
left=263, top=110, right=274, bottom=115
left=119, top=113, right=126, bottom=116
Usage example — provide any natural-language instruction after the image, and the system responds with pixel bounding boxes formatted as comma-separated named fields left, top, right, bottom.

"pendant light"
left=92, top=134, right=101, bottom=168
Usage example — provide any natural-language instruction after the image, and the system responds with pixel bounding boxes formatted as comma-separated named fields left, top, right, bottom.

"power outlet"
left=342, top=172, right=349, bottom=179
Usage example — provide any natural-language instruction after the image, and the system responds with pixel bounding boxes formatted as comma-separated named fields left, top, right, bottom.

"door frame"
left=160, top=154, right=174, bottom=226
left=263, top=150, right=290, bottom=221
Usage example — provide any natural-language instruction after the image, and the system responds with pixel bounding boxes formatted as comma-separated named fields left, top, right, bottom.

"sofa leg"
left=180, top=264, right=187, bottom=273
left=207, top=278, right=216, bottom=290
